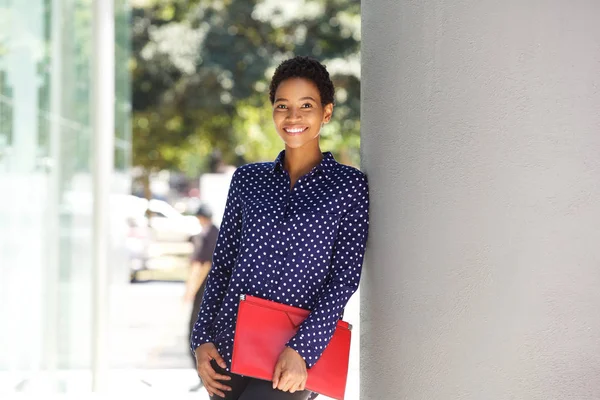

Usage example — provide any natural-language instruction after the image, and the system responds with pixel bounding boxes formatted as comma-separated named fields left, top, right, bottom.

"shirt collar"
left=271, top=150, right=336, bottom=179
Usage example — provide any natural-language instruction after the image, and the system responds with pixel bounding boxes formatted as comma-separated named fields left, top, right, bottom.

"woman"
left=190, top=56, right=370, bottom=400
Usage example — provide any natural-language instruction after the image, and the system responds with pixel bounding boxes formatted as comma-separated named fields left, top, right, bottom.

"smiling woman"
left=190, top=56, right=369, bottom=400
left=272, top=78, right=333, bottom=153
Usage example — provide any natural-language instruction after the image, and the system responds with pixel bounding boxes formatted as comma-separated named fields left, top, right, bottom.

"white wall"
left=361, top=1, right=600, bottom=398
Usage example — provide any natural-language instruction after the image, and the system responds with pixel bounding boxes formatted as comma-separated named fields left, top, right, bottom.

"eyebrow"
left=274, top=96, right=318, bottom=103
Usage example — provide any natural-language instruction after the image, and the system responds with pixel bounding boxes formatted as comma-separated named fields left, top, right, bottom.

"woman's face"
left=272, top=77, right=333, bottom=150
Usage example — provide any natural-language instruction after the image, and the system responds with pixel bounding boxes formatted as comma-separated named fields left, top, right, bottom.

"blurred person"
left=184, top=204, right=219, bottom=388
left=190, top=56, right=369, bottom=400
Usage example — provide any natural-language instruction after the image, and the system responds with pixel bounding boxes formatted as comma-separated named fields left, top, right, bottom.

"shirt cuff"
left=190, top=328, right=213, bottom=354
left=286, top=333, right=319, bottom=369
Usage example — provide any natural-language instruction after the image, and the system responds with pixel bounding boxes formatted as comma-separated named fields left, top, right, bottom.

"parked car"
left=118, top=195, right=202, bottom=281
left=121, top=196, right=201, bottom=241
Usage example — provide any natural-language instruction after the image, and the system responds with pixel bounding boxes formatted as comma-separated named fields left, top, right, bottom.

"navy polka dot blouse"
left=191, top=150, right=370, bottom=397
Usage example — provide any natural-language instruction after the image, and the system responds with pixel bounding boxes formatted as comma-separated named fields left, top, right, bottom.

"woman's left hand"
left=272, top=346, right=308, bottom=393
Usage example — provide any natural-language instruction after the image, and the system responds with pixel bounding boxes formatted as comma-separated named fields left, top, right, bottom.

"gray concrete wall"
left=360, top=1, right=600, bottom=399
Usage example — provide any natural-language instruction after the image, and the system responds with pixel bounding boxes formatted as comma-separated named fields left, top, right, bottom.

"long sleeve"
left=286, top=173, right=370, bottom=368
left=190, top=169, right=243, bottom=353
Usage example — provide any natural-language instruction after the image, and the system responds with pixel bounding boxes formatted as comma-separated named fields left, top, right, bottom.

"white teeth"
left=285, top=128, right=305, bottom=133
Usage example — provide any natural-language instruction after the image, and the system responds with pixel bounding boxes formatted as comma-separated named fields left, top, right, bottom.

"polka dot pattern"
left=191, top=150, right=369, bottom=397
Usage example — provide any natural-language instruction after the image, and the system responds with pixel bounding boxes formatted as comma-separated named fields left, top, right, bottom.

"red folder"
left=231, top=294, right=352, bottom=400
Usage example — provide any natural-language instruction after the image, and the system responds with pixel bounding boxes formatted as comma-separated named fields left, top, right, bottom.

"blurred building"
left=0, top=0, right=131, bottom=391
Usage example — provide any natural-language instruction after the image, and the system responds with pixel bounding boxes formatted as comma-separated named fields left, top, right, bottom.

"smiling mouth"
left=284, top=127, right=308, bottom=135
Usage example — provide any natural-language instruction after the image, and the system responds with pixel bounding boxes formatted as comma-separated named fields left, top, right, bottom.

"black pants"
left=209, top=360, right=311, bottom=400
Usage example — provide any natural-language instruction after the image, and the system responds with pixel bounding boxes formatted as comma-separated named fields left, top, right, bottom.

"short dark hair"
left=269, top=56, right=335, bottom=106
left=195, top=204, right=212, bottom=219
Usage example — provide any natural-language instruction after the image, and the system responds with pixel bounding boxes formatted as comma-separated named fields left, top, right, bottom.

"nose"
left=286, top=107, right=301, bottom=121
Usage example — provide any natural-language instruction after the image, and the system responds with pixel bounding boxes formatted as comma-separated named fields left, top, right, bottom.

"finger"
left=203, top=378, right=227, bottom=398
left=299, top=380, right=306, bottom=391
left=212, top=373, right=232, bottom=381
left=275, top=372, right=286, bottom=391
left=209, top=347, right=227, bottom=369
left=272, top=362, right=283, bottom=389
left=288, top=379, right=299, bottom=393
left=285, top=376, right=300, bottom=393
left=300, top=373, right=308, bottom=391
left=278, top=373, right=293, bottom=392
left=293, top=380, right=305, bottom=393
left=209, top=387, right=226, bottom=398
left=210, top=381, right=232, bottom=394
left=206, top=364, right=232, bottom=382
left=202, top=360, right=230, bottom=382
left=203, top=369, right=232, bottom=392
left=290, top=374, right=304, bottom=393
left=208, top=373, right=233, bottom=389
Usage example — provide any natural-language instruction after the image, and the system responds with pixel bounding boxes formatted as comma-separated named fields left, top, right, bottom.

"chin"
left=279, top=131, right=320, bottom=148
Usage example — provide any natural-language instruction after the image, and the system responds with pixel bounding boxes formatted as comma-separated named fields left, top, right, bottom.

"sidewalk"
left=1, top=282, right=360, bottom=399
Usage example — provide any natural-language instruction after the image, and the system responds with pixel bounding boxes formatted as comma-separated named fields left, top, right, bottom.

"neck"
left=283, top=145, right=323, bottom=180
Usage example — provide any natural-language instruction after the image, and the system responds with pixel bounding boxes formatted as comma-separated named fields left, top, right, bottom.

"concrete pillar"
left=361, top=1, right=600, bottom=399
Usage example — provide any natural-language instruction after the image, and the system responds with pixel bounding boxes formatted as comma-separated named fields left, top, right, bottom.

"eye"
left=276, top=104, right=287, bottom=109
left=301, top=103, right=313, bottom=108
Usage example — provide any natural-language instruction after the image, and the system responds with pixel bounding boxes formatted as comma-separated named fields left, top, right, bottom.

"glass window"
left=0, top=0, right=130, bottom=391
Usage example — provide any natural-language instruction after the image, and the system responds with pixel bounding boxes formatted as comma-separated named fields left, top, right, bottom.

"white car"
left=122, top=196, right=202, bottom=242
left=116, top=195, right=202, bottom=282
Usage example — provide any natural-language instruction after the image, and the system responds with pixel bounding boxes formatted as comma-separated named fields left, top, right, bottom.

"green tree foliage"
left=131, top=0, right=361, bottom=177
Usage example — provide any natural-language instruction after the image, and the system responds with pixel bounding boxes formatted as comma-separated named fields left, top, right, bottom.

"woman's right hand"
left=195, top=343, right=232, bottom=398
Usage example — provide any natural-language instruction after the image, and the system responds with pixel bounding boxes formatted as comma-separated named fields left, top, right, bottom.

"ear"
left=323, top=103, right=334, bottom=123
